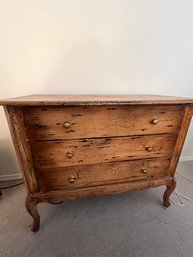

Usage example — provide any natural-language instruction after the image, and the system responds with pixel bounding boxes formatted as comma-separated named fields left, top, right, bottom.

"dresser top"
left=0, top=94, right=193, bottom=106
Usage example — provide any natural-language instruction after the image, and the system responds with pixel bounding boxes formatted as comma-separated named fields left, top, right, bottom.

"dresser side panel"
left=168, top=104, right=193, bottom=176
left=4, top=106, right=39, bottom=193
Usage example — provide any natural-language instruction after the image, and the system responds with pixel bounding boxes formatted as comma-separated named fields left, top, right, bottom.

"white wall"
left=1, top=0, right=193, bottom=177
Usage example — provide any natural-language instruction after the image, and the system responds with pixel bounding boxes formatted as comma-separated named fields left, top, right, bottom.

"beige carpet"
left=1, top=161, right=193, bottom=257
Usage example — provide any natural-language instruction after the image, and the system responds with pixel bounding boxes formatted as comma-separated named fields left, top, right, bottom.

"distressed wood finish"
left=168, top=105, right=193, bottom=176
left=37, top=158, right=170, bottom=192
left=23, top=105, right=184, bottom=140
left=163, top=177, right=177, bottom=208
left=25, top=195, right=40, bottom=232
left=31, top=134, right=177, bottom=169
left=34, top=176, right=173, bottom=203
left=4, top=106, right=39, bottom=193
left=1, top=94, right=193, bottom=106
left=1, top=94, right=193, bottom=232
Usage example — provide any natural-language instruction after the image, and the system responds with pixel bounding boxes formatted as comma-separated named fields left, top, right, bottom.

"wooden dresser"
left=1, top=94, right=193, bottom=232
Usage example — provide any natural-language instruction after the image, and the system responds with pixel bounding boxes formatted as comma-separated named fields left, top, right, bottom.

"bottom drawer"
left=37, top=158, right=171, bottom=192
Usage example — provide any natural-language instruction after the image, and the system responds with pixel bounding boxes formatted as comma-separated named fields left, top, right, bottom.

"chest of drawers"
left=1, top=94, right=193, bottom=232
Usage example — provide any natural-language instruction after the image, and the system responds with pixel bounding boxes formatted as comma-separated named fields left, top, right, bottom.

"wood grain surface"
left=24, top=105, right=184, bottom=140
left=168, top=105, right=193, bottom=176
left=1, top=94, right=193, bottom=232
left=4, top=107, right=39, bottom=193
left=37, top=158, right=170, bottom=192
left=30, top=134, right=177, bottom=169
left=33, top=177, right=173, bottom=203
left=0, top=94, right=193, bottom=106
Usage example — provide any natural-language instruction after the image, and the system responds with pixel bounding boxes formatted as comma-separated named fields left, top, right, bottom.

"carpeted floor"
left=1, top=161, right=193, bottom=257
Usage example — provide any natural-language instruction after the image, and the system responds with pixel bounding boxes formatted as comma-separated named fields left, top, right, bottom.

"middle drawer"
left=30, top=134, right=177, bottom=169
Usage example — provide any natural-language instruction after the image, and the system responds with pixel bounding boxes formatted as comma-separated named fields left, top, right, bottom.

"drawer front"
left=37, top=158, right=171, bottom=192
left=24, top=105, right=184, bottom=140
left=31, top=134, right=177, bottom=169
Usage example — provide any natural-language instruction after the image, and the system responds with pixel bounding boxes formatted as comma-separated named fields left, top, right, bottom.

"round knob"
left=141, top=168, right=148, bottom=174
left=63, top=122, right=71, bottom=129
left=69, top=176, right=76, bottom=184
left=146, top=147, right=153, bottom=152
left=66, top=151, right=73, bottom=159
left=151, top=119, right=159, bottom=125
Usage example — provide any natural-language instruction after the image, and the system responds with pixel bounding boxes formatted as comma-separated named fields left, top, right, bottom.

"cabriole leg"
left=163, top=178, right=176, bottom=208
left=25, top=195, right=40, bottom=232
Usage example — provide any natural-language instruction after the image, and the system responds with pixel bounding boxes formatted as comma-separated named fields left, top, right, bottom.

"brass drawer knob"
left=69, top=176, right=76, bottom=184
left=63, top=122, right=71, bottom=129
left=151, top=119, right=159, bottom=125
left=66, top=151, right=73, bottom=159
left=141, top=168, right=148, bottom=174
left=146, top=147, right=153, bottom=152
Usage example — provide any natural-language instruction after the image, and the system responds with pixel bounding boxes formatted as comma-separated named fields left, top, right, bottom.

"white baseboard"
left=180, top=156, right=193, bottom=162
left=0, top=173, right=22, bottom=182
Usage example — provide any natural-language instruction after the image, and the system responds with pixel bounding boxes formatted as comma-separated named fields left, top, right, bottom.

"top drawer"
left=23, top=105, right=184, bottom=141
